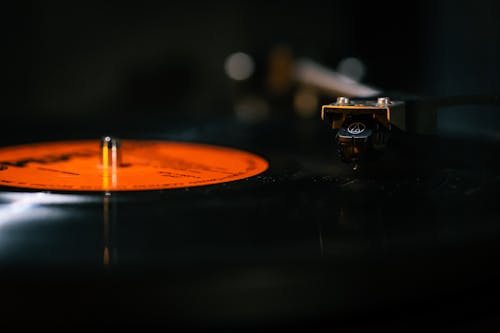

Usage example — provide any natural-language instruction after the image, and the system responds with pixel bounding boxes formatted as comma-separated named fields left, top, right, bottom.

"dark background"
left=3, top=0, right=500, bottom=138
left=1, top=2, right=500, bottom=330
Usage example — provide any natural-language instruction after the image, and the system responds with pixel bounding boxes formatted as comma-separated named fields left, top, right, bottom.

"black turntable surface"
left=0, top=110, right=500, bottom=331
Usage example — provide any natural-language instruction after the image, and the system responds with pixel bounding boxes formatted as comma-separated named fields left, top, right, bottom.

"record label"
left=0, top=140, right=269, bottom=191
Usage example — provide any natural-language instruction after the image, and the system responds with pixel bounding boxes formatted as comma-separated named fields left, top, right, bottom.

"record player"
left=2, top=1, right=500, bottom=325
left=1, top=83, right=500, bottom=331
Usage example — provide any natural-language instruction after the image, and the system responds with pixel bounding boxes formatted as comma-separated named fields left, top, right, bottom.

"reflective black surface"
left=1, top=111, right=500, bottom=331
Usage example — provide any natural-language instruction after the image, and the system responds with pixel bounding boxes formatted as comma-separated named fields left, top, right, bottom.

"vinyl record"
left=0, top=139, right=268, bottom=191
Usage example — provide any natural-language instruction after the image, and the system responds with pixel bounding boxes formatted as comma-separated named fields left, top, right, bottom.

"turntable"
left=1, top=88, right=500, bottom=332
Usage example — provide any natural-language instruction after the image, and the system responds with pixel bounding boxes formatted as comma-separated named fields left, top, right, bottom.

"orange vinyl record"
left=0, top=140, right=269, bottom=191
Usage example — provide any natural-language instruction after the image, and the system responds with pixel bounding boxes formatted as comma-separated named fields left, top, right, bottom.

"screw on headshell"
left=336, top=96, right=351, bottom=105
left=377, top=97, right=391, bottom=106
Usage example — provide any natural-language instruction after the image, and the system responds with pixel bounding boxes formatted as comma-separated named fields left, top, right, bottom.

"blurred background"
left=3, top=0, right=500, bottom=138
